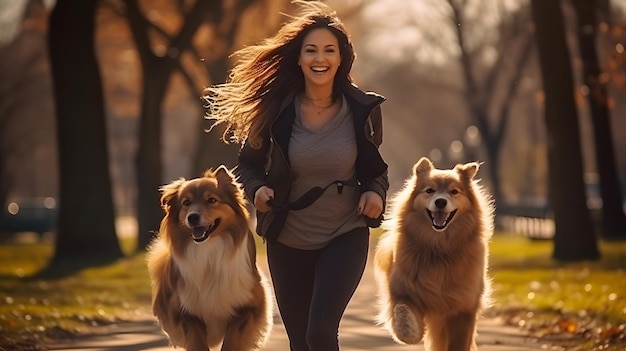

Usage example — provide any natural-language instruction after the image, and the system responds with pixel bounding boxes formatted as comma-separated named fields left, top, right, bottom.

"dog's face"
left=159, top=166, right=248, bottom=244
left=411, top=157, right=479, bottom=232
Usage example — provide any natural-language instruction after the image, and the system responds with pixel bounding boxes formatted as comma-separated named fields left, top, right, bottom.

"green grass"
left=0, top=237, right=152, bottom=348
left=489, top=235, right=626, bottom=320
left=488, top=234, right=626, bottom=351
left=0, top=233, right=625, bottom=350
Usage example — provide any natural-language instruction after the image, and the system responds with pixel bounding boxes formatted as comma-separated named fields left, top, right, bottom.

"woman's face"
left=298, top=28, right=341, bottom=89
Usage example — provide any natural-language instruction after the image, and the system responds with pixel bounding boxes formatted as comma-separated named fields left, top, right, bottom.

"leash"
left=268, top=178, right=360, bottom=213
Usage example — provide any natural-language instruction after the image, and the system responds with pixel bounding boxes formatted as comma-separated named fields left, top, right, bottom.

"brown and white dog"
left=146, top=166, right=272, bottom=351
left=374, top=157, right=494, bottom=351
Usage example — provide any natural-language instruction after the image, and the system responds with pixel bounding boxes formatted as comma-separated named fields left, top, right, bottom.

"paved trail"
left=48, top=241, right=549, bottom=351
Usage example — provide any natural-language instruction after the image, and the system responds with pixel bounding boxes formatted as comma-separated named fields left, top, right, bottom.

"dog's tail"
left=372, top=233, right=396, bottom=330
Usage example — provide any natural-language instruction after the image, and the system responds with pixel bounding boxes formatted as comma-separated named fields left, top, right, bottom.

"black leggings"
left=267, top=227, right=369, bottom=351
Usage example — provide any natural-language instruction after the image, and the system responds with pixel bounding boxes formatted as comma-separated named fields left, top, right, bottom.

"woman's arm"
left=233, top=140, right=269, bottom=204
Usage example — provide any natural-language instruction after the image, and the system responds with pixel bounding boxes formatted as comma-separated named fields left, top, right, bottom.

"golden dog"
left=146, top=166, right=272, bottom=351
left=374, top=157, right=494, bottom=351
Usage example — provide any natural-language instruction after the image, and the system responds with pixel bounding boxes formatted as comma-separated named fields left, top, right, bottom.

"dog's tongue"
left=192, top=226, right=206, bottom=238
left=432, top=211, right=448, bottom=226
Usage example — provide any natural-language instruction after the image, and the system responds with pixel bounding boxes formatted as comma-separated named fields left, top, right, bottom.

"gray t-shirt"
left=278, top=95, right=366, bottom=250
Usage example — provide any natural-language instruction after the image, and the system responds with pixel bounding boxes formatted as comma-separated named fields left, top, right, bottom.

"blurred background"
left=3, top=2, right=626, bottom=347
left=0, top=0, right=625, bottom=257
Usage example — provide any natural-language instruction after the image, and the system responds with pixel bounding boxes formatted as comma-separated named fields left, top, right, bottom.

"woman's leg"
left=267, top=241, right=318, bottom=351
left=306, top=227, right=369, bottom=351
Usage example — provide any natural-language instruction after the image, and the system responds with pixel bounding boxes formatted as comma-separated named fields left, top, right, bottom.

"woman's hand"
left=254, top=186, right=275, bottom=213
left=358, top=191, right=383, bottom=219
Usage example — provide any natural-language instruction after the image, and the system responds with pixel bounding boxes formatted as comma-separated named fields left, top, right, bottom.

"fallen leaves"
left=497, top=309, right=626, bottom=351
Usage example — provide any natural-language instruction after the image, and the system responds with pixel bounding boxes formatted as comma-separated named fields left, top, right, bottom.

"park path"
left=47, top=238, right=553, bottom=351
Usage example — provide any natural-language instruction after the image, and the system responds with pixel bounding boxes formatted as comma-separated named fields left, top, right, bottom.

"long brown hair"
left=204, top=0, right=356, bottom=149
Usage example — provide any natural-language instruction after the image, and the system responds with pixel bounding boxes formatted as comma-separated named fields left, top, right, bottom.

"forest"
left=0, top=0, right=625, bottom=262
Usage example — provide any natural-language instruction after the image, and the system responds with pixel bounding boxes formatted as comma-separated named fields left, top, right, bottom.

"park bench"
left=0, top=197, right=58, bottom=239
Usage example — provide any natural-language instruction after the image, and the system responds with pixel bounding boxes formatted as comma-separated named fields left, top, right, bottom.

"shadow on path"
left=48, top=239, right=552, bottom=351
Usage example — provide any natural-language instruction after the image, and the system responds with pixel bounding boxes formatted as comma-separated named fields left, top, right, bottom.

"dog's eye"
left=182, top=199, right=191, bottom=206
left=207, top=197, right=217, bottom=204
left=450, top=189, right=460, bottom=195
left=425, top=188, right=435, bottom=194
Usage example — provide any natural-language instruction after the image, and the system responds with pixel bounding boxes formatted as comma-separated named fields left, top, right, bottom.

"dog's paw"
left=391, top=303, right=423, bottom=344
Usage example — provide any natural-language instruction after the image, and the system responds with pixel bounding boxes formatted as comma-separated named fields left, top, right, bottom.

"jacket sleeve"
left=369, top=104, right=384, bottom=146
left=364, top=104, right=389, bottom=202
left=233, top=139, right=269, bottom=203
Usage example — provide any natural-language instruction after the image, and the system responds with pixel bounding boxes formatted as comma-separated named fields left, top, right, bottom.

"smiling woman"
left=298, top=28, right=341, bottom=88
left=203, top=1, right=390, bottom=349
left=298, top=28, right=343, bottom=123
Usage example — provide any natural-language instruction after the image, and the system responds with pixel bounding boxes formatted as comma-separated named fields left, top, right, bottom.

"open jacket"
left=234, top=84, right=389, bottom=243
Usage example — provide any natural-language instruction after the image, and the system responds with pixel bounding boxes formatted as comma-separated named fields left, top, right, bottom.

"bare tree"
left=122, top=0, right=269, bottom=249
left=122, top=0, right=217, bottom=249
left=530, top=0, right=600, bottom=261
left=0, top=0, right=49, bottom=211
left=190, top=0, right=259, bottom=175
left=48, top=0, right=123, bottom=261
left=443, top=0, right=534, bottom=205
left=192, top=1, right=298, bottom=176
left=572, top=0, right=626, bottom=240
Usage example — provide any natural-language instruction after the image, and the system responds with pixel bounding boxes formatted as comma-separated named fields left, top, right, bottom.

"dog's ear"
left=214, top=165, right=235, bottom=182
left=413, top=157, right=434, bottom=176
left=455, top=161, right=480, bottom=182
left=214, top=165, right=248, bottom=213
left=159, top=178, right=186, bottom=210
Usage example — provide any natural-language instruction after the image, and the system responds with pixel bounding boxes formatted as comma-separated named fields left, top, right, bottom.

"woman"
left=205, top=1, right=389, bottom=350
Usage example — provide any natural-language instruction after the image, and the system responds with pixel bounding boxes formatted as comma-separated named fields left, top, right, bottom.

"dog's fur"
left=146, top=166, right=272, bottom=351
left=374, top=157, right=494, bottom=351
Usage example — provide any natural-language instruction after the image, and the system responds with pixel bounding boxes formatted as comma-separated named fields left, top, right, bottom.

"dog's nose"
left=187, top=212, right=200, bottom=226
left=435, top=198, right=447, bottom=209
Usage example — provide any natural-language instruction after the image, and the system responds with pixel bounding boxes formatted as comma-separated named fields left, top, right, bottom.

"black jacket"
left=234, top=84, right=389, bottom=243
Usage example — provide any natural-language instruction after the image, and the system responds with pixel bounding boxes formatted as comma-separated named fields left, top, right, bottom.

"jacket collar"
left=276, top=83, right=385, bottom=117
left=344, top=83, right=386, bottom=107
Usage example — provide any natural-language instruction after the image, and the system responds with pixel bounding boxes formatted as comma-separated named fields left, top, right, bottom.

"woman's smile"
left=299, top=28, right=341, bottom=88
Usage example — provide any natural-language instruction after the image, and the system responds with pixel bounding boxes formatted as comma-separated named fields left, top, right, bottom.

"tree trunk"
left=446, top=0, right=533, bottom=208
left=48, top=0, right=123, bottom=261
left=191, top=0, right=258, bottom=176
left=572, top=0, right=626, bottom=240
left=135, top=58, right=170, bottom=249
left=478, top=111, right=503, bottom=205
left=124, top=0, right=214, bottom=250
left=530, top=0, right=599, bottom=261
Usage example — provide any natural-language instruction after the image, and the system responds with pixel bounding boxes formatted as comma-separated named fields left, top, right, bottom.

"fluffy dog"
left=374, top=157, right=494, bottom=351
left=146, top=166, right=272, bottom=351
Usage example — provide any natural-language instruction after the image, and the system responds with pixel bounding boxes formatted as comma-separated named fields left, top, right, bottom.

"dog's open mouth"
left=426, top=209, right=457, bottom=231
left=191, top=219, right=220, bottom=242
